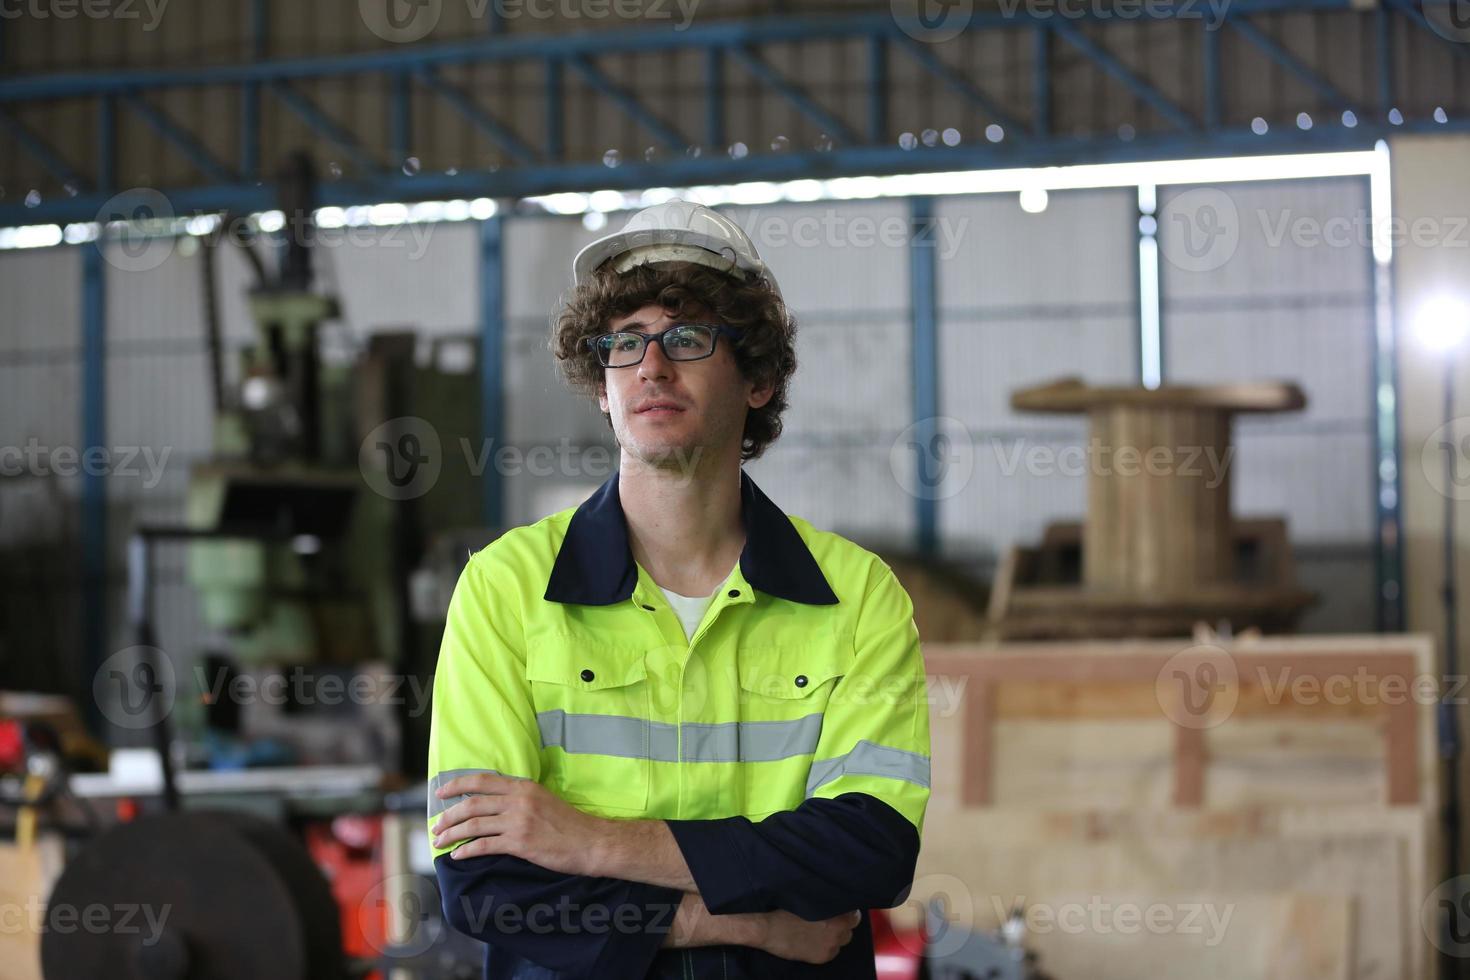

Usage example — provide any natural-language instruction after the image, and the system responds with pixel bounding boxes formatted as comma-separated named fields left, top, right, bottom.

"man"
left=427, top=199, right=932, bottom=979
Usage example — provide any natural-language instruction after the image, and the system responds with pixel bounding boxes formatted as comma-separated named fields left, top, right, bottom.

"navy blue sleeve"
left=662, top=792, right=920, bottom=920
left=435, top=852, right=684, bottom=979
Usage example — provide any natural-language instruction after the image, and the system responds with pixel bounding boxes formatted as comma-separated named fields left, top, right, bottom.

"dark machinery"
left=40, top=811, right=346, bottom=980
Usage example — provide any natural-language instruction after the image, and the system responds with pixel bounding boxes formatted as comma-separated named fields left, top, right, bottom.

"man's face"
left=596, top=303, right=772, bottom=469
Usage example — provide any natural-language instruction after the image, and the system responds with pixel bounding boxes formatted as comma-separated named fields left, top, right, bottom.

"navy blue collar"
left=544, top=469, right=839, bottom=606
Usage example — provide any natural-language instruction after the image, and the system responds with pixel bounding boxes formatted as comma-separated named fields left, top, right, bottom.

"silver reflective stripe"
left=428, top=768, right=504, bottom=818
left=537, top=710, right=825, bottom=764
left=805, top=739, right=931, bottom=796
left=538, top=710, right=673, bottom=760
left=682, top=713, right=824, bottom=763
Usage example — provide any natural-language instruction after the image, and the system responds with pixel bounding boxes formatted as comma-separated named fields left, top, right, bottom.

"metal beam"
left=1382, top=0, right=1470, bottom=61
left=242, top=0, right=267, bottom=178
left=892, top=33, right=1027, bottom=138
left=1371, top=244, right=1403, bottom=634
left=707, top=47, right=726, bottom=151
left=416, top=67, right=540, bottom=166
left=123, top=93, right=237, bottom=185
left=909, top=194, right=939, bottom=557
left=868, top=35, right=886, bottom=145
left=80, top=241, right=106, bottom=733
left=8, top=119, right=1469, bottom=227
left=390, top=71, right=412, bottom=169
left=479, top=213, right=505, bottom=529
left=1033, top=24, right=1051, bottom=138
left=546, top=58, right=564, bottom=162
left=566, top=54, right=688, bottom=151
left=0, top=109, right=87, bottom=191
left=1051, top=20, right=1197, bottom=132
left=4, top=1, right=1467, bottom=225
left=1226, top=16, right=1360, bottom=112
left=268, top=80, right=381, bottom=175
left=729, top=44, right=859, bottom=147
left=98, top=96, right=115, bottom=191
left=0, top=3, right=1366, bottom=102
left=1203, top=22, right=1222, bottom=129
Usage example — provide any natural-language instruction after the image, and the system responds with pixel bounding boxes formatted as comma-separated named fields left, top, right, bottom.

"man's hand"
left=663, top=893, right=863, bottom=964
left=431, top=773, right=604, bottom=875
left=756, top=908, right=864, bottom=964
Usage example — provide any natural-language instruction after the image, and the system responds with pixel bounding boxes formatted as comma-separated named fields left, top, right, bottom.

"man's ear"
left=747, top=379, right=775, bottom=411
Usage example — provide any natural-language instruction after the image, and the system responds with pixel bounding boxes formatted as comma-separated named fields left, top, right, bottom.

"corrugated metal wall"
left=935, top=187, right=1140, bottom=563
left=1158, top=175, right=1377, bottom=630
left=0, top=247, right=84, bottom=694
left=0, top=179, right=1381, bottom=710
left=730, top=199, right=914, bottom=542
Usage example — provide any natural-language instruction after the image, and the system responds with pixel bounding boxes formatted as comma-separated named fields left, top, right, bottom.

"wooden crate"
left=917, top=635, right=1443, bottom=980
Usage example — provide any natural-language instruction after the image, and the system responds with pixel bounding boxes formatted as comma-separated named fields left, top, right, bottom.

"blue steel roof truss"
left=0, top=2, right=1466, bottom=225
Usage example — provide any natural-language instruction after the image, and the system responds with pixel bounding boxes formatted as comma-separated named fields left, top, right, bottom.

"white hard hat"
left=572, top=199, right=782, bottom=300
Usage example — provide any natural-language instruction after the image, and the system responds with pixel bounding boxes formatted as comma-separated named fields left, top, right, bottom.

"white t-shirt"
left=660, top=583, right=718, bottom=642
left=657, top=562, right=737, bottom=642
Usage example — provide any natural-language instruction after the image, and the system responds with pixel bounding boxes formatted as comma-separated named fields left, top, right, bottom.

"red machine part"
left=306, top=814, right=386, bottom=980
left=0, top=719, right=23, bottom=772
left=870, top=907, right=925, bottom=980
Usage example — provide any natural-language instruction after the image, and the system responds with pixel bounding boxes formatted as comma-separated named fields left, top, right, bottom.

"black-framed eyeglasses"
left=586, top=323, right=740, bottom=368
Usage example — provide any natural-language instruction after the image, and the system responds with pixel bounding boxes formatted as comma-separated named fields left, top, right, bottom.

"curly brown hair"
left=550, top=260, right=797, bottom=461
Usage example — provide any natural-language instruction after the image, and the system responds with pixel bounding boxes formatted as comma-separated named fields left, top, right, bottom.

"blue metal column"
left=707, top=48, right=725, bottom=152
left=1203, top=20, right=1221, bottom=129
left=545, top=60, right=564, bottom=163
left=81, top=241, right=107, bottom=727
left=242, top=0, right=266, bottom=180
left=81, top=96, right=115, bottom=730
left=867, top=36, right=886, bottom=144
left=391, top=72, right=412, bottom=169
left=1033, top=24, right=1051, bottom=137
left=1370, top=175, right=1404, bottom=631
left=480, top=212, right=505, bottom=529
left=910, top=195, right=939, bottom=557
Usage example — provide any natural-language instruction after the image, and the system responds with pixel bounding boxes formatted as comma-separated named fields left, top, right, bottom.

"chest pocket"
left=525, top=640, right=651, bottom=813
left=736, top=643, right=852, bottom=705
left=734, top=642, right=853, bottom=817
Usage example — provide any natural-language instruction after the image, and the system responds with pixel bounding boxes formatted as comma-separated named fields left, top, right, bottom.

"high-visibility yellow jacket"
left=427, top=469, right=931, bottom=979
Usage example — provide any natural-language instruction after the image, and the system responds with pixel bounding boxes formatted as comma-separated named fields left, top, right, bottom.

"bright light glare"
left=1414, top=295, right=1470, bottom=352
left=1018, top=187, right=1049, bottom=213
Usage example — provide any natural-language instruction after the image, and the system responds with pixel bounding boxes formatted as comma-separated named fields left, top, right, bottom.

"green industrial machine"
left=171, top=153, right=483, bottom=773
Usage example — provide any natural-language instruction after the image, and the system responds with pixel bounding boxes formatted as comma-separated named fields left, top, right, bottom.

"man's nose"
left=637, top=338, right=674, bottom=380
